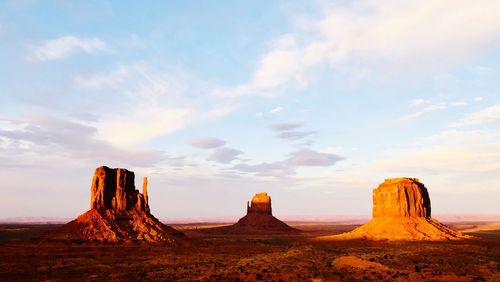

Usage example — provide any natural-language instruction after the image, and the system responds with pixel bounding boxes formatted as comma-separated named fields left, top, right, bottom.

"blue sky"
left=1, top=0, right=500, bottom=220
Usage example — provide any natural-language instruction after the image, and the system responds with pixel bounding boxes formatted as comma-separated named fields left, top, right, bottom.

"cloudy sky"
left=1, top=1, right=500, bottom=220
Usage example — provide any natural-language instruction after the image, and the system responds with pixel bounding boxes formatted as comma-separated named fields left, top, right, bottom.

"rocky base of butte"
left=326, top=178, right=469, bottom=241
left=47, top=166, right=183, bottom=243
left=207, top=192, right=299, bottom=234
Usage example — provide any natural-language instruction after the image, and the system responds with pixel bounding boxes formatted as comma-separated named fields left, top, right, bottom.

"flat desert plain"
left=0, top=221, right=499, bottom=281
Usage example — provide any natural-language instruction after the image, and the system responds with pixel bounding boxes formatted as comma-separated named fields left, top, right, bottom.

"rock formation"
left=48, top=166, right=183, bottom=243
left=247, top=192, right=273, bottom=215
left=372, top=178, right=431, bottom=218
left=90, top=167, right=150, bottom=212
left=205, top=192, right=299, bottom=234
left=324, top=178, right=468, bottom=241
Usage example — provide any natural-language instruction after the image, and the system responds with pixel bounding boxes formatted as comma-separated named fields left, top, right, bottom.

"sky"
left=1, top=0, right=500, bottom=220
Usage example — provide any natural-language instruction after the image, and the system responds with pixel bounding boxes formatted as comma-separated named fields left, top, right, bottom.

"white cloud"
left=410, top=99, right=431, bottom=107
left=252, top=35, right=319, bottom=90
left=270, top=106, right=284, bottom=114
left=74, top=65, right=130, bottom=89
left=474, top=97, right=484, bottom=102
left=97, top=107, right=192, bottom=146
left=401, top=102, right=447, bottom=121
left=206, top=147, right=244, bottom=164
left=30, top=36, right=107, bottom=61
left=223, top=0, right=500, bottom=97
left=190, top=137, right=226, bottom=149
left=402, top=98, right=472, bottom=121
left=277, top=131, right=315, bottom=141
left=287, top=149, right=343, bottom=166
left=75, top=64, right=236, bottom=146
left=271, top=122, right=302, bottom=131
left=0, top=115, right=165, bottom=167
left=454, top=104, right=500, bottom=127
left=231, top=148, right=343, bottom=176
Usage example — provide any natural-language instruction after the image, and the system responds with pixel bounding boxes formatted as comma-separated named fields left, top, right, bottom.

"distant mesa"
left=205, top=192, right=299, bottom=234
left=323, top=178, right=469, bottom=241
left=47, top=166, right=183, bottom=243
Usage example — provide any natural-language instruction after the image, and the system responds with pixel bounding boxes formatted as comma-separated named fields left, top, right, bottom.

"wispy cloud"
left=271, top=122, right=302, bottom=131
left=190, top=137, right=226, bottom=149
left=270, top=106, right=284, bottom=114
left=277, top=131, right=316, bottom=141
left=401, top=102, right=448, bottom=121
left=287, top=149, right=343, bottom=166
left=220, top=0, right=500, bottom=97
left=231, top=148, right=343, bottom=176
left=74, top=65, right=130, bottom=89
left=29, top=36, right=107, bottom=62
left=75, top=64, right=236, bottom=146
left=454, top=104, right=500, bottom=127
left=410, top=99, right=431, bottom=107
left=0, top=115, right=164, bottom=167
left=206, top=147, right=244, bottom=164
left=401, top=98, right=472, bottom=121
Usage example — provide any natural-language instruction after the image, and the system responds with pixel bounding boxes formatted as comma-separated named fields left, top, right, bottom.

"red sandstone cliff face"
left=48, top=166, right=182, bottom=243
left=90, top=166, right=149, bottom=212
left=247, top=192, right=272, bottom=215
left=372, top=178, right=431, bottom=218
left=322, top=178, right=468, bottom=241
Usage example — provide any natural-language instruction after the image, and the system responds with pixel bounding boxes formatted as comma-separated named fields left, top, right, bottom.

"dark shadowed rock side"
left=321, top=178, right=469, bottom=241
left=204, top=192, right=299, bottom=234
left=47, top=166, right=183, bottom=243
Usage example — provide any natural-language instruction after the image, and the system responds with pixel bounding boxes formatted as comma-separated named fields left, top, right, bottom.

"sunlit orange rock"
left=323, top=178, right=469, bottom=241
left=90, top=166, right=150, bottom=212
left=372, top=178, right=431, bottom=218
left=48, top=166, right=183, bottom=243
left=247, top=192, right=272, bottom=215
left=205, top=192, right=299, bottom=234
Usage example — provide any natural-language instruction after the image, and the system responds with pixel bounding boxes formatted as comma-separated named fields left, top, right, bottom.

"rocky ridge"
left=47, top=166, right=182, bottom=243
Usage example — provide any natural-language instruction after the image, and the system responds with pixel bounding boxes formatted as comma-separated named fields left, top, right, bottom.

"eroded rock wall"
left=90, top=166, right=149, bottom=212
left=247, top=192, right=272, bottom=215
left=372, top=178, right=431, bottom=218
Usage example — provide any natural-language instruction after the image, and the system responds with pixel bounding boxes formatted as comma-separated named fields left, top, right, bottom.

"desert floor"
left=0, top=221, right=498, bottom=281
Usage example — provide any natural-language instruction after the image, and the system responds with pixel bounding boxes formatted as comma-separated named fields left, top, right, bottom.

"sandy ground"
left=0, top=221, right=498, bottom=281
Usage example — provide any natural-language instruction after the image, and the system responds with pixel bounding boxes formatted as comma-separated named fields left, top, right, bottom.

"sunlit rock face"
left=47, top=166, right=182, bottom=243
left=327, top=178, right=469, bottom=241
left=231, top=192, right=298, bottom=233
left=204, top=192, right=299, bottom=235
left=247, top=192, right=272, bottom=215
left=90, top=166, right=149, bottom=212
left=372, top=178, right=431, bottom=218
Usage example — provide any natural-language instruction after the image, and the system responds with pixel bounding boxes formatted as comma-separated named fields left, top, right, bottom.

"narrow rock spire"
left=142, top=177, right=148, bottom=205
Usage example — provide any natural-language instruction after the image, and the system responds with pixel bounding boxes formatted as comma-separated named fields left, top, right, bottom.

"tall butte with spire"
left=206, top=192, right=299, bottom=234
left=323, top=178, right=468, bottom=241
left=48, top=166, right=183, bottom=243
